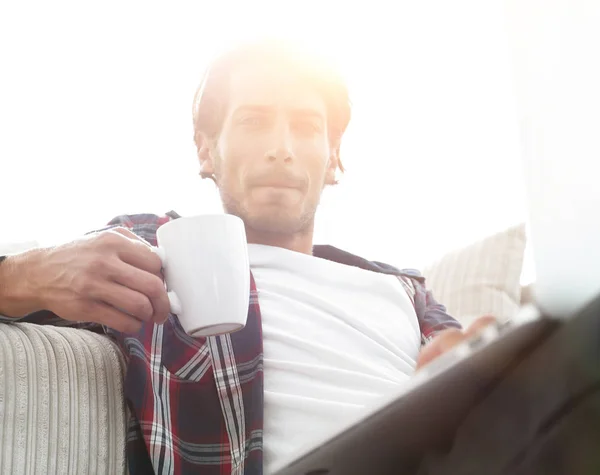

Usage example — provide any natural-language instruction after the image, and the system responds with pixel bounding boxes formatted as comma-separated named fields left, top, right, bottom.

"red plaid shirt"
left=1, top=212, right=460, bottom=474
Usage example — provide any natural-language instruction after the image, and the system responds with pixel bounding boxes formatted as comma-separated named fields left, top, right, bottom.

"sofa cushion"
left=423, top=224, right=527, bottom=328
left=0, top=323, right=127, bottom=474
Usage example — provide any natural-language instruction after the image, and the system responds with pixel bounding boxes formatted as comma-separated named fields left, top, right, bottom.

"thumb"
left=416, top=329, right=465, bottom=371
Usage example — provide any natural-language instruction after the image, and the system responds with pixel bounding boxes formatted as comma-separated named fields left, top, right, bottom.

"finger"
left=83, top=300, right=144, bottom=334
left=416, top=329, right=466, bottom=370
left=111, top=227, right=150, bottom=245
left=464, top=315, right=498, bottom=338
left=91, top=281, right=154, bottom=322
left=104, top=229, right=163, bottom=275
left=112, top=263, right=170, bottom=324
left=118, top=242, right=163, bottom=276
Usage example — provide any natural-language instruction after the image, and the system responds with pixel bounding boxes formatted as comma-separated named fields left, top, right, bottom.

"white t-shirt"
left=247, top=244, right=421, bottom=473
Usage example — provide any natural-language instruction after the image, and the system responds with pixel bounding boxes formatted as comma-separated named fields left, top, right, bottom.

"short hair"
left=192, top=39, right=351, bottom=173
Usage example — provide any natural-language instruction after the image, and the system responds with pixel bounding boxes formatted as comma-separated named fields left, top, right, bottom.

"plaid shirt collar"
left=98, top=212, right=460, bottom=475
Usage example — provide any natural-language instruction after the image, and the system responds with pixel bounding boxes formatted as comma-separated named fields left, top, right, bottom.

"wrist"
left=0, top=249, right=45, bottom=317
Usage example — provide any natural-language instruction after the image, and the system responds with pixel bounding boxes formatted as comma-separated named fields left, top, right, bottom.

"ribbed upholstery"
left=0, top=323, right=127, bottom=474
left=423, top=224, right=527, bottom=328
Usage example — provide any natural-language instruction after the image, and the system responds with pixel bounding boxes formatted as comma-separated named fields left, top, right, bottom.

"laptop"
left=274, top=3, right=600, bottom=474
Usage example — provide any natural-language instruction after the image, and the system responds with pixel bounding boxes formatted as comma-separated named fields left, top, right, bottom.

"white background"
left=0, top=0, right=529, bottom=274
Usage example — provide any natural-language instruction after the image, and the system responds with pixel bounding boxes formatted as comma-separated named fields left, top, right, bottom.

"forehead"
left=225, top=61, right=327, bottom=117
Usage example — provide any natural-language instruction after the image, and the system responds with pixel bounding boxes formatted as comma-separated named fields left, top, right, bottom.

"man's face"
left=204, top=61, right=337, bottom=236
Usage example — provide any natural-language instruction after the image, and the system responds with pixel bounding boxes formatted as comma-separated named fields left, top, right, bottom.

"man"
left=1, top=40, right=598, bottom=475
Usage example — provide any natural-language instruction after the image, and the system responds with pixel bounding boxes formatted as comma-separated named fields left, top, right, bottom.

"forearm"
left=0, top=250, right=45, bottom=318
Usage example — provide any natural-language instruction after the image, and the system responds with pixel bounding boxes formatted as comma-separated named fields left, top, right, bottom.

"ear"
left=324, top=147, right=340, bottom=186
left=196, top=132, right=216, bottom=179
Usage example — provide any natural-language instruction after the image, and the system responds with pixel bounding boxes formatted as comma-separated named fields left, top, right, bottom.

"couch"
left=0, top=223, right=527, bottom=474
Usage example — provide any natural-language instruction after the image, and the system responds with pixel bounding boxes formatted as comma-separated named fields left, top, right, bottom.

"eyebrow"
left=233, top=105, right=325, bottom=121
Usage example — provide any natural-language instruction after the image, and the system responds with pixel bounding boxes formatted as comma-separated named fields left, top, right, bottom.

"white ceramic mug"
left=154, top=214, right=250, bottom=337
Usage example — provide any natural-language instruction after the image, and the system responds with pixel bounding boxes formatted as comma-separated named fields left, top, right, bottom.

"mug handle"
left=153, top=246, right=183, bottom=315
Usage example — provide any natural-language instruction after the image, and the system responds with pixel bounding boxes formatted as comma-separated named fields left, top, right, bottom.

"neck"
left=245, top=223, right=315, bottom=255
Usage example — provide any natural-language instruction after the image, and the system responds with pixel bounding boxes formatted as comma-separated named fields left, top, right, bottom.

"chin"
left=245, top=210, right=310, bottom=235
left=221, top=192, right=317, bottom=235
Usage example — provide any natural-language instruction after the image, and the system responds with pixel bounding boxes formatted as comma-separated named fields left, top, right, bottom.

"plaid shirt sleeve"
left=398, top=269, right=462, bottom=346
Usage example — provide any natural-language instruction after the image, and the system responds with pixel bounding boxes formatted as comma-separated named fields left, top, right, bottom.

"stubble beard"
left=212, top=154, right=323, bottom=238
left=219, top=186, right=318, bottom=237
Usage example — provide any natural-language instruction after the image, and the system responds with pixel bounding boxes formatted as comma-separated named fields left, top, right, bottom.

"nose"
left=264, top=123, right=294, bottom=164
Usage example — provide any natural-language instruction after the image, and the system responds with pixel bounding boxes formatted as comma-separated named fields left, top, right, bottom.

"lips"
left=259, top=181, right=299, bottom=189
left=250, top=173, right=306, bottom=191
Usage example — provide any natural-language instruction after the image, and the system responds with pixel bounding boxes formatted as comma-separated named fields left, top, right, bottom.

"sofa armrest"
left=0, top=323, right=127, bottom=474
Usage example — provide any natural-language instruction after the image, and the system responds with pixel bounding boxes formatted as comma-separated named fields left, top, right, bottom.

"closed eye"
left=292, top=120, right=323, bottom=134
left=238, top=115, right=269, bottom=127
